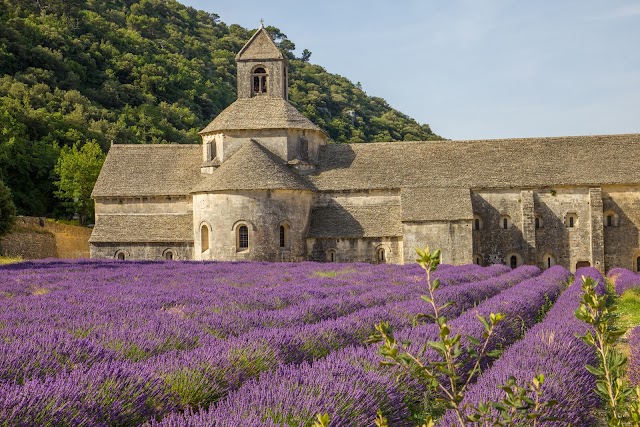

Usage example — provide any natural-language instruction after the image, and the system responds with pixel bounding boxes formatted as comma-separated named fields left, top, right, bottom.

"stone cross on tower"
left=260, top=18, right=264, bottom=28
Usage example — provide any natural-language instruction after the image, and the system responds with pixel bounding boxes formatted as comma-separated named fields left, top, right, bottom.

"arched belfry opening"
left=252, top=66, right=268, bottom=96
left=235, top=25, right=288, bottom=100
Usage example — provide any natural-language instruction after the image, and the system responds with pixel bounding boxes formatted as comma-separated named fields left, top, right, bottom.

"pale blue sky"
left=179, top=0, right=640, bottom=140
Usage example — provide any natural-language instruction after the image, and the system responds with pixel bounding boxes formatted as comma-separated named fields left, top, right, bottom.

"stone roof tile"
left=192, top=140, right=313, bottom=192
left=200, top=97, right=322, bottom=134
left=92, top=144, right=201, bottom=197
left=308, top=203, right=403, bottom=238
left=89, top=214, right=193, bottom=243
left=308, top=134, right=640, bottom=190
left=401, top=188, right=473, bottom=221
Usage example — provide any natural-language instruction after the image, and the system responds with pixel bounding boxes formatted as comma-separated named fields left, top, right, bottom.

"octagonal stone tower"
left=199, top=25, right=326, bottom=174
left=193, top=25, right=325, bottom=261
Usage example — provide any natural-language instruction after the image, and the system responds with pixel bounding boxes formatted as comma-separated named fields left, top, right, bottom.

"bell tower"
left=235, top=23, right=288, bottom=100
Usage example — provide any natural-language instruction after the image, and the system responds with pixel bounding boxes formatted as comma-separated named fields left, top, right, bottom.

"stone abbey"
left=90, top=26, right=640, bottom=272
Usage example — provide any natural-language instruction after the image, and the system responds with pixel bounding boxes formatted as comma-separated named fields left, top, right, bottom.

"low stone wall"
left=0, top=217, right=92, bottom=259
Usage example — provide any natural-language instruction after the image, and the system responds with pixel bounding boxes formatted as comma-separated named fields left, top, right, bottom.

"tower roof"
left=199, top=97, right=322, bottom=134
left=192, top=140, right=313, bottom=193
left=236, top=26, right=285, bottom=61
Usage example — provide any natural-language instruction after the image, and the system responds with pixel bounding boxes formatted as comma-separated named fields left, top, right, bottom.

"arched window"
left=279, top=225, right=286, bottom=248
left=252, top=67, right=268, bottom=95
left=165, top=251, right=174, bottom=260
left=238, top=225, right=249, bottom=250
left=565, top=213, right=578, bottom=228
left=535, top=216, right=543, bottom=230
left=201, top=224, right=210, bottom=253
left=510, top=255, right=517, bottom=269
left=474, top=255, right=482, bottom=266
left=543, top=254, right=556, bottom=269
left=279, top=224, right=289, bottom=249
left=501, top=215, right=512, bottom=230
left=326, top=249, right=336, bottom=263
left=473, top=215, right=483, bottom=230
left=377, top=247, right=386, bottom=263
left=604, top=211, right=619, bottom=227
left=637, top=256, right=640, bottom=273
left=116, top=251, right=125, bottom=260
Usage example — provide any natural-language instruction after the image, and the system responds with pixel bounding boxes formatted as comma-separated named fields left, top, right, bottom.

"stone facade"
left=90, top=26, right=640, bottom=273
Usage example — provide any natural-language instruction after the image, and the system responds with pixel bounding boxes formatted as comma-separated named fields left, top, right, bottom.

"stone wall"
left=471, top=188, right=598, bottom=272
left=90, top=242, right=193, bottom=260
left=194, top=189, right=313, bottom=262
left=306, top=237, right=403, bottom=264
left=0, top=217, right=91, bottom=259
left=403, top=221, right=472, bottom=265
left=602, top=185, right=640, bottom=271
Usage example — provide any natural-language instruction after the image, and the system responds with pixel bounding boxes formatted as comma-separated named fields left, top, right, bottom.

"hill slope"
left=0, top=0, right=441, bottom=216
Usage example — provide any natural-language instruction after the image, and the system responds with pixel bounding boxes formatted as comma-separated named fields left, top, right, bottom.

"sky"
left=178, top=0, right=640, bottom=140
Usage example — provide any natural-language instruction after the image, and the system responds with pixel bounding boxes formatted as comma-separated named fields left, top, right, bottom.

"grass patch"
left=0, top=256, right=22, bottom=264
left=312, top=269, right=356, bottom=278
left=616, top=287, right=640, bottom=358
left=619, top=288, right=640, bottom=331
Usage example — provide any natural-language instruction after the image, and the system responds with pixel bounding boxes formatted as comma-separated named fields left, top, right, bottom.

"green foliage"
left=53, top=140, right=105, bottom=224
left=0, top=178, right=16, bottom=236
left=310, top=413, right=330, bottom=427
left=369, top=247, right=554, bottom=427
left=575, top=276, right=640, bottom=426
left=0, top=0, right=442, bottom=218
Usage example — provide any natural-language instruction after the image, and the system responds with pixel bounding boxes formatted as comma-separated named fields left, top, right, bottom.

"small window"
left=565, top=213, right=578, bottom=228
left=165, top=251, right=174, bottom=260
left=238, top=225, right=249, bottom=250
left=543, top=254, right=556, bottom=269
left=510, top=255, right=517, bottom=269
left=377, top=247, right=386, bottom=263
left=279, top=224, right=290, bottom=249
left=116, top=251, right=125, bottom=260
left=501, top=215, right=512, bottom=230
left=474, top=255, right=482, bottom=266
left=475, top=218, right=480, bottom=230
left=535, top=217, right=540, bottom=229
left=326, top=249, right=336, bottom=263
left=201, top=224, right=210, bottom=253
left=604, top=211, right=619, bottom=228
left=637, top=256, right=640, bottom=272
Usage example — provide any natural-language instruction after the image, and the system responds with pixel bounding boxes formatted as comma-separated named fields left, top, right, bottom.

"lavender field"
left=0, top=260, right=638, bottom=426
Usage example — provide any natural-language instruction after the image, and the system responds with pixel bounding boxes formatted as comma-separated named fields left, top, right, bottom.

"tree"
left=53, top=140, right=105, bottom=225
left=0, top=178, right=16, bottom=236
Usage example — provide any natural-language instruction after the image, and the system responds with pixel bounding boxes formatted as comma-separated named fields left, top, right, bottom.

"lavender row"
left=0, top=266, right=533, bottom=425
left=628, top=326, right=640, bottom=386
left=439, top=267, right=604, bottom=426
left=608, top=267, right=640, bottom=295
left=152, top=266, right=568, bottom=427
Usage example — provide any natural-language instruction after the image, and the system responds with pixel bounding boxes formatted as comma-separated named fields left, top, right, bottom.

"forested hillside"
left=0, top=0, right=441, bottom=218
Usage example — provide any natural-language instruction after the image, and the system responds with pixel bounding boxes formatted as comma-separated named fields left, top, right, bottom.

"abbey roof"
left=308, top=202, right=403, bottom=238
left=191, top=140, right=313, bottom=193
left=308, top=133, right=640, bottom=191
left=199, top=97, right=322, bottom=134
left=89, top=214, right=193, bottom=243
left=92, top=144, right=201, bottom=198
